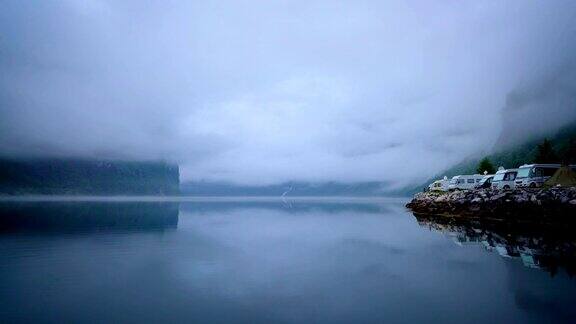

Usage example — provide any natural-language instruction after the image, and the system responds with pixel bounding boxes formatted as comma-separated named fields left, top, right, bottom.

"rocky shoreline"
left=406, top=187, right=576, bottom=221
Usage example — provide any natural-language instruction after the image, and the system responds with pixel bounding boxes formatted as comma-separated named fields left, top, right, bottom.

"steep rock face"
left=406, top=187, right=576, bottom=221
left=0, top=158, right=179, bottom=195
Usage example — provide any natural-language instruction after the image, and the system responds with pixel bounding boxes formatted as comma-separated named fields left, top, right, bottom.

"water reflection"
left=1, top=199, right=576, bottom=323
left=413, top=213, right=576, bottom=276
left=178, top=199, right=394, bottom=214
left=0, top=201, right=179, bottom=234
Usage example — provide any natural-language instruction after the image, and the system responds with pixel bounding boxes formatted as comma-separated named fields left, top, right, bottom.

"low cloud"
left=1, top=1, right=576, bottom=186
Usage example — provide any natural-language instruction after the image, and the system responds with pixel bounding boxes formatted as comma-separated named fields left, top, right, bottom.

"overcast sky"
left=1, top=0, right=576, bottom=186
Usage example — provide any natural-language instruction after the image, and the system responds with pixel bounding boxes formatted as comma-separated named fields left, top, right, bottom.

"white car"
left=491, top=168, right=518, bottom=190
left=448, top=174, right=484, bottom=191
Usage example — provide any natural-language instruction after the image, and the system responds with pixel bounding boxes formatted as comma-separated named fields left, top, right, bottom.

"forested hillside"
left=453, top=122, right=576, bottom=173
left=404, top=121, right=576, bottom=194
left=0, top=159, right=179, bottom=195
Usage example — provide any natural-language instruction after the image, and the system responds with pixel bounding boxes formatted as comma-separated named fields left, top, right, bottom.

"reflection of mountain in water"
left=0, top=202, right=179, bottom=234
left=414, top=214, right=576, bottom=276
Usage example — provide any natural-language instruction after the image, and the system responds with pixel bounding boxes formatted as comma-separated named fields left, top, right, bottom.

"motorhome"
left=491, top=168, right=518, bottom=190
left=428, top=177, right=450, bottom=192
left=448, top=174, right=484, bottom=191
left=475, top=174, right=494, bottom=189
left=515, top=164, right=576, bottom=188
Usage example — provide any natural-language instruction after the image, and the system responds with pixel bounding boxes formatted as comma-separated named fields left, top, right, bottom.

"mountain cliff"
left=0, top=159, right=179, bottom=195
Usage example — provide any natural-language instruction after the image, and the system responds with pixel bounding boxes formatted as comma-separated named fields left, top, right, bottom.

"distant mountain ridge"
left=0, top=158, right=179, bottom=195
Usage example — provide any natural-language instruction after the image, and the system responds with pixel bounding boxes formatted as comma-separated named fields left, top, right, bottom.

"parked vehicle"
left=448, top=174, right=484, bottom=191
left=475, top=175, right=494, bottom=189
left=515, top=164, right=576, bottom=188
left=428, top=177, right=450, bottom=192
left=491, top=168, right=518, bottom=190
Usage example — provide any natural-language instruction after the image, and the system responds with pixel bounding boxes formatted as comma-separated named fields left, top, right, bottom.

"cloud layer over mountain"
left=1, top=1, right=576, bottom=186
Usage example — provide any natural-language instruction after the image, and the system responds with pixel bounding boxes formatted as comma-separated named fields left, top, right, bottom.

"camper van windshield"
left=479, top=176, right=492, bottom=184
left=493, top=173, right=505, bottom=181
left=517, top=167, right=531, bottom=179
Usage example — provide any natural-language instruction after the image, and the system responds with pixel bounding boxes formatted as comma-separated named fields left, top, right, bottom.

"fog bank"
left=1, top=1, right=576, bottom=186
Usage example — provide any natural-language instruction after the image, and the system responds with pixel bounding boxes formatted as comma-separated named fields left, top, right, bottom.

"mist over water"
left=1, top=199, right=575, bottom=323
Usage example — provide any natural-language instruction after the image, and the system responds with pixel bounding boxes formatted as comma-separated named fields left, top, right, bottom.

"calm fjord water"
left=0, top=198, right=575, bottom=323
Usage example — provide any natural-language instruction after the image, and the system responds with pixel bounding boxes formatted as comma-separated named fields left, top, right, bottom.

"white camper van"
left=428, top=177, right=450, bottom=192
left=515, top=164, right=576, bottom=188
left=475, top=174, right=494, bottom=189
left=448, top=174, right=484, bottom=191
left=491, top=168, right=518, bottom=190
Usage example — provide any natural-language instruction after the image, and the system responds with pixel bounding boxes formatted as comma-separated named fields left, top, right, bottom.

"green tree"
left=560, top=138, right=576, bottom=164
left=476, top=157, right=496, bottom=174
left=534, top=138, right=559, bottom=163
